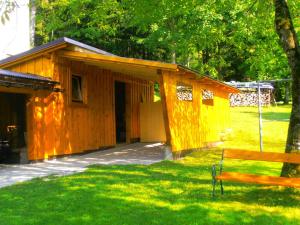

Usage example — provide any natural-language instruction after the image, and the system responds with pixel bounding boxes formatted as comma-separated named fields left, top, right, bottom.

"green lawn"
left=224, top=105, right=291, bottom=151
left=0, top=105, right=299, bottom=225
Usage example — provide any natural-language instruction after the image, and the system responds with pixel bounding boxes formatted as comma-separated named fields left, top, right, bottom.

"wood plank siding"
left=0, top=40, right=237, bottom=160
left=6, top=55, right=54, bottom=78
left=160, top=70, right=231, bottom=152
left=2, top=54, right=153, bottom=160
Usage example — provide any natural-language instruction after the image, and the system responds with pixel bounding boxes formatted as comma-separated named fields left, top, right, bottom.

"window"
left=202, top=89, right=214, bottom=105
left=72, top=75, right=83, bottom=102
left=177, top=82, right=193, bottom=101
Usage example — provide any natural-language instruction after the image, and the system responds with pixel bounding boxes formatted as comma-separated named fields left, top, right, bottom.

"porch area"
left=0, top=142, right=166, bottom=188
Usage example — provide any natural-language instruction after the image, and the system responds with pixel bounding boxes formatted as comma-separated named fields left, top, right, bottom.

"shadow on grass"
left=262, top=112, right=290, bottom=122
left=241, top=111, right=290, bottom=122
left=0, top=151, right=299, bottom=225
left=214, top=181, right=300, bottom=207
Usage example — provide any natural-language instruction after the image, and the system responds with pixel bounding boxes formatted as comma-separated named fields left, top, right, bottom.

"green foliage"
left=35, top=0, right=124, bottom=52
left=35, top=0, right=298, bottom=91
left=0, top=106, right=298, bottom=225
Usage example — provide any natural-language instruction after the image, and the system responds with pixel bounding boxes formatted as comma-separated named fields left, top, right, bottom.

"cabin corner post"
left=158, top=70, right=172, bottom=148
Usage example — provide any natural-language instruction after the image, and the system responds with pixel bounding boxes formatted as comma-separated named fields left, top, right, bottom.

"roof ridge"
left=62, top=37, right=116, bottom=56
left=0, top=37, right=115, bottom=67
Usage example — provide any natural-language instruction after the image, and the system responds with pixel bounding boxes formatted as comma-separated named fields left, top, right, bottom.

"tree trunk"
left=273, top=0, right=300, bottom=177
left=284, top=82, right=289, bottom=105
left=29, top=0, right=36, bottom=48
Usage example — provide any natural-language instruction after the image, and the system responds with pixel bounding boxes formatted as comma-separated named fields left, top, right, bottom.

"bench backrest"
left=223, top=149, right=300, bottom=164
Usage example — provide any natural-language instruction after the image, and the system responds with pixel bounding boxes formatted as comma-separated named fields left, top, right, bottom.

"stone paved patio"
left=0, top=142, right=166, bottom=188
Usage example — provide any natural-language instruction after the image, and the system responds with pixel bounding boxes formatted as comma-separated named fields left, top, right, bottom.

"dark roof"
left=226, top=81, right=274, bottom=89
left=0, top=69, right=59, bottom=91
left=0, top=69, right=55, bottom=82
left=0, top=37, right=115, bottom=66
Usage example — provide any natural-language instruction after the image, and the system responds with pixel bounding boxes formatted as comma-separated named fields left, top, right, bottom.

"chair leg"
left=212, top=165, right=217, bottom=197
left=220, top=180, right=224, bottom=195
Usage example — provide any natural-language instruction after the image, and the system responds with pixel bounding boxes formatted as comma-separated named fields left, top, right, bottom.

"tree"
left=0, top=0, right=17, bottom=24
left=35, top=0, right=296, bottom=101
left=123, top=0, right=291, bottom=80
left=273, top=0, right=300, bottom=177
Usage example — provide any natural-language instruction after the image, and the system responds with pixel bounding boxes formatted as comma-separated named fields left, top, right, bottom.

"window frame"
left=70, top=74, right=87, bottom=106
left=202, top=89, right=214, bottom=106
left=176, top=82, right=193, bottom=102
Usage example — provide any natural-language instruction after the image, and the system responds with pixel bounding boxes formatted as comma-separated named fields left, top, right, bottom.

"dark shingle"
left=0, top=37, right=115, bottom=66
left=0, top=69, right=59, bottom=91
left=0, top=69, right=57, bottom=83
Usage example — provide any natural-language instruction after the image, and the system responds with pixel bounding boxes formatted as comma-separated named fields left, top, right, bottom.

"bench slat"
left=223, top=149, right=300, bottom=164
left=216, top=172, right=300, bottom=188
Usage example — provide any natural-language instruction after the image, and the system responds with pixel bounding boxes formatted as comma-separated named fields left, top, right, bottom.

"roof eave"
left=178, top=65, right=240, bottom=93
left=58, top=50, right=179, bottom=71
left=0, top=42, right=68, bottom=68
left=0, top=37, right=116, bottom=69
left=0, top=69, right=60, bottom=91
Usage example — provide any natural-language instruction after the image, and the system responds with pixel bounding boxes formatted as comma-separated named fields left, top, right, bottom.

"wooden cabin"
left=0, top=38, right=238, bottom=162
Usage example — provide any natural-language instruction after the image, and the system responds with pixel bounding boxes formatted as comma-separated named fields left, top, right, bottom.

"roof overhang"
left=58, top=50, right=178, bottom=81
left=0, top=69, right=60, bottom=91
left=58, top=50, right=240, bottom=93
left=177, top=66, right=240, bottom=93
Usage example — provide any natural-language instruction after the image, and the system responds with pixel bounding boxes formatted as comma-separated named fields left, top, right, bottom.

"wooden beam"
left=158, top=72, right=172, bottom=146
left=59, top=50, right=178, bottom=71
left=84, top=61, right=159, bottom=81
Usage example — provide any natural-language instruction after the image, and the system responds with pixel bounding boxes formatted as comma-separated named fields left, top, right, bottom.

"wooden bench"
left=211, top=149, right=300, bottom=196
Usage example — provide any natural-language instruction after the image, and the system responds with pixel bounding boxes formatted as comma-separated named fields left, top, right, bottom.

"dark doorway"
left=0, top=93, right=27, bottom=163
left=115, top=81, right=126, bottom=143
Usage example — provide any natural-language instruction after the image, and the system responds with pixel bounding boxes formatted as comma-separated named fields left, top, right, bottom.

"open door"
left=0, top=93, right=27, bottom=163
left=115, top=81, right=127, bottom=143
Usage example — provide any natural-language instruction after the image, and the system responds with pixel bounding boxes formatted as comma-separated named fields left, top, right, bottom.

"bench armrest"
left=212, top=159, right=224, bottom=177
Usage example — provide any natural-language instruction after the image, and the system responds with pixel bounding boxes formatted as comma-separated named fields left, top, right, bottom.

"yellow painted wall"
left=160, top=70, right=231, bottom=152
left=140, top=102, right=166, bottom=142
left=1, top=52, right=233, bottom=158
left=7, top=55, right=54, bottom=78
left=2, top=55, right=153, bottom=160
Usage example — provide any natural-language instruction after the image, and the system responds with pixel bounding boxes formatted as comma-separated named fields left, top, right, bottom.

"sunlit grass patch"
left=223, top=105, right=291, bottom=152
left=0, top=105, right=299, bottom=225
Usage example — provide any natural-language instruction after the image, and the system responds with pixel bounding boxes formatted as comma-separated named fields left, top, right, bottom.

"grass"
left=224, top=105, right=291, bottom=151
left=154, top=93, right=161, bottom=102
left=222, top=105, right=292, bottom=176
left=0, top=105, right=299, bottom=225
